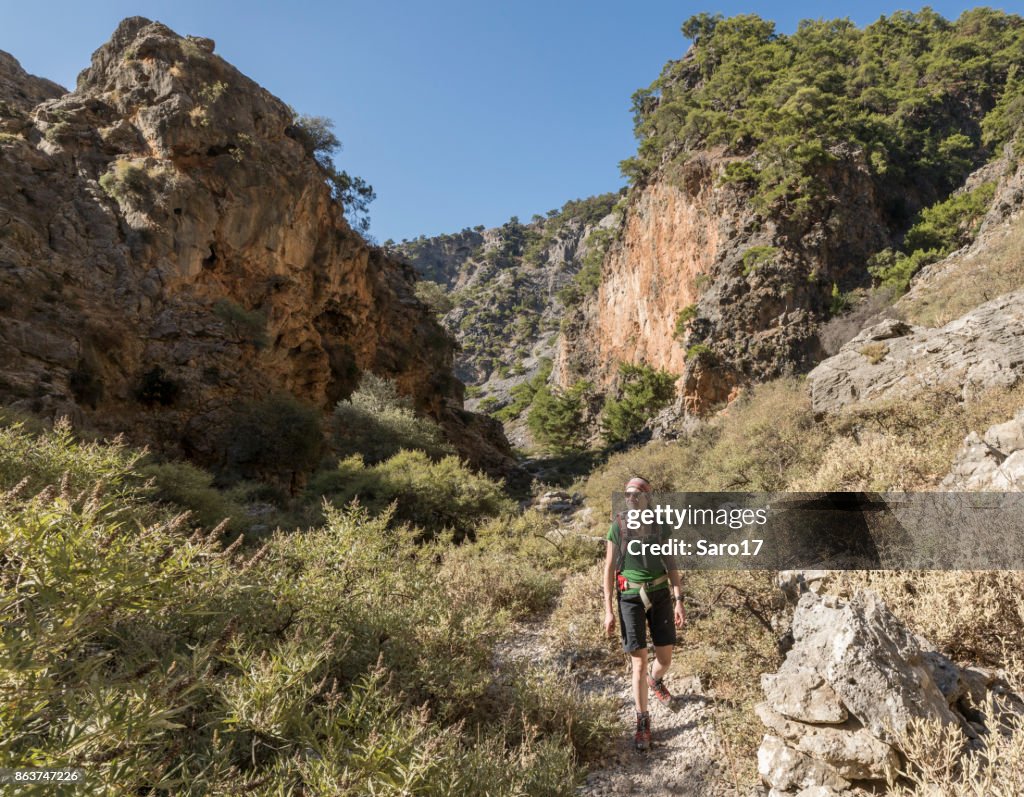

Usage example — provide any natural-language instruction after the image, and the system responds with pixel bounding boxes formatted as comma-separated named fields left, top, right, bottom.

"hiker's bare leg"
left=630, top=650, right=648, bottom=712
left=651, top=644, right=672, bottom=682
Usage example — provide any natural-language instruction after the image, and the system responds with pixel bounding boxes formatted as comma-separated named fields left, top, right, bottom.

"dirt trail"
left=496, top=615, right=742, bottom=797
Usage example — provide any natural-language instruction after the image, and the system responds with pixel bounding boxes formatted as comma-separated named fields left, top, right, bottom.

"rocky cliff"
left=0, top=18, right=512, bottom=477
left=555, top=148, right=890, bottom=414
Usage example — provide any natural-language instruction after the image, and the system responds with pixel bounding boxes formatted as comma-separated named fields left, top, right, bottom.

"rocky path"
left=496, top=614, right=738, bottom=797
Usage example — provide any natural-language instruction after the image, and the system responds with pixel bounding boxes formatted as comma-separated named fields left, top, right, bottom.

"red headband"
left=625, top=477, right=651, bottom=493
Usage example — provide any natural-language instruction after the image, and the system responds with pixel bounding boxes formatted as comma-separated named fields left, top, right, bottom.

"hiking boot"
left=648, top=674, right=673, bottom=707
left=634, top=713, right=651, bottom=751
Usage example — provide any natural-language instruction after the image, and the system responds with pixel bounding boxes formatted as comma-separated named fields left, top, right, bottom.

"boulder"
left=757, top=734, right=850, bottom=793
left=788, top=591, right=959, bottom=744
left=807, top=291, right=1024, bottom=416
left=756, top=703, right=899, bottom=781
left=761, top=666, right=847, bottom=724
left=942, top=408, right=1024, bottom=490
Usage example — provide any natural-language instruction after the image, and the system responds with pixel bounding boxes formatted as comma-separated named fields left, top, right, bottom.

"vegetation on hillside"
left=0, top=413, right=611, bottom=795
left=623, top=9, right=1024, bottom=224
left=600, top=363, right=677, bottom=444
left=868, top=181, right=997, bottom=292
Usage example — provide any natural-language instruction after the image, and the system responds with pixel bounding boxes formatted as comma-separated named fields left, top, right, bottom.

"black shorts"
left=618, top=587, right=676, bottom=653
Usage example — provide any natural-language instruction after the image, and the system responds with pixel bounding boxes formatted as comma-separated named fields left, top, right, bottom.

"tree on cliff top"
left=290, top=113, right=376, bottom=235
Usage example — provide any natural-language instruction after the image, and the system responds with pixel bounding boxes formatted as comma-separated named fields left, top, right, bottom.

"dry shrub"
left=898, top=688, right=1024, bottom=797
left=547, top=565, right=624, bottom=671
left=673, top=570, right=783, bottom=789
left=820, top=287, right=898, bottom=355
left=578, top=377, right=825, bottom=502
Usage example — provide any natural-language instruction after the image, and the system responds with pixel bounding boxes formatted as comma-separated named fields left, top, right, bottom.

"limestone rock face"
left=756, top=588, right=1024, bottom=794
left=756, top=703, right=899, bottom=781
left=0, top=52, right=64, bottom=113
left=0, top=18, right=513, bottom=475
left=943, top=407, right=1024, bottom=490
left=789, top=591, right=958, bottom=743
left=761, top=667, right=847, bottom=725
left=757, top=734, right=850, bottom=793
left=555, top=147, right=889, bottom=416
left=807, top=291, right=1024, bottom=415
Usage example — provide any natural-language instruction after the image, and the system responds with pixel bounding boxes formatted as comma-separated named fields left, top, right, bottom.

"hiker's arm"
left=603, top=540, right=616, bottom=635
left=668, top=567, right=685, bottom=627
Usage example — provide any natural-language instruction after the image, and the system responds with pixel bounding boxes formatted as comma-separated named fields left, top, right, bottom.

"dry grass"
left=827, top=571, right=1024, bottom=664
left=899, top=217, right=1024, bottom=328
left=858, top=341, right=889, bottom=364
left=794, top=383, right=1024, bottom=491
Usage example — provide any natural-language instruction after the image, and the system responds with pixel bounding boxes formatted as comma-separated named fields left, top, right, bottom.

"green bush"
left=222, top=394, right=323, bottom=482
left=685, top=343, right=716, bottom=363
left=99, top=159, right=150, bottom=203
left=332, top=373, right=453, bottom=464
left=0, top=418, right=611, bottom=794
left=527, top=380, right=590, bottom=453
left=494, top=358, right=553, bottom=422
left=600, top=363, right=677, bottom=444
left=740, top=245, right=778, bottom=275
left=869, top=181, right=996, bottom=293
left=306, top=450, right=514, bottom=542
left=213, top=299, right=268, bottom=348
left=674, top=305, right=698, bottom=340
left=414, top=279, right=454, bottom=316
left=138, top=459, right=251, bottom=534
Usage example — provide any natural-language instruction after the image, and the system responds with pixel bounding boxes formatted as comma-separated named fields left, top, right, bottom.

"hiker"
left=603, top=476, right=685, bottom=751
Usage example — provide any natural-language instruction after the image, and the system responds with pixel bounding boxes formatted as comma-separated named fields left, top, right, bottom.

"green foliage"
left=99, top=160, right=149, bottom=203
left=139, top=459, right=251, bottom=534
left=306, top=450, right=514, bottom=542
left=290, top=113, right=375, bottom=234
left=625, top=9, right=1024, bottom=220
left=869, top=181, right=996, bottom=293
left=982, top=64, right=1024, bottom=149
left=0, top=420, right=610, bottom=794
left=829, top=282, right=851, bottom=316
left=557, top=227, right=617, bottom=307
left=332, top=373, right=453, bottom=464
left=740, top=245, right=778, bottom=275
left=685, top=343, right=715, bottom=363
left=222, top=394, right=323, bottom=482
left=903, top=182, right=996, bottom=253
left=494, top=359, right=553, bottom=422
left=213, top=298, right=268, bottom=348
left=674, top=305, right=698, bottom=341
left=600, top=363, right=677, bottom=444
left=527, top=380, right=591, bottom=454
left=414, top=279, right=454, bottom=316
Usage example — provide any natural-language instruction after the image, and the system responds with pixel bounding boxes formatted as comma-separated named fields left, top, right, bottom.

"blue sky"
left=3, top=1, right=1019, bottom=242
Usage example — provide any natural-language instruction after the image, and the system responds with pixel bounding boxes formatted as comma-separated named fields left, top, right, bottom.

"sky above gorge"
left=4, top=0, right=1018, bottom=242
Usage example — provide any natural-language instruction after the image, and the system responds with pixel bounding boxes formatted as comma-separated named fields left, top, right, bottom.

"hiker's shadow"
left=651, top=720, right=698, bottom=742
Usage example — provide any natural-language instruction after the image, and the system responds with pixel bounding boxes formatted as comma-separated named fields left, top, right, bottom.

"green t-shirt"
left=607, top=517, right=671, bottom=596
